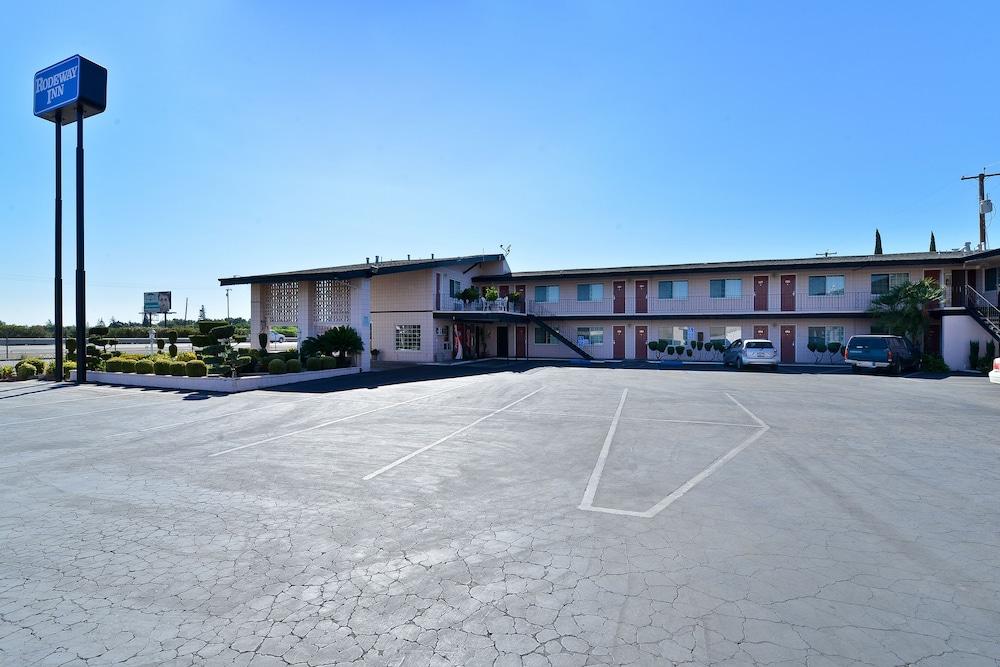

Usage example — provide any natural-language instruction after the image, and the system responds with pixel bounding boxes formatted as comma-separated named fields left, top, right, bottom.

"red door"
left=435, top=273, right=441, bottom=310
left=754, top=275, right=769, bottom=311
left=924, top=323, right=941, bottom=355
left=635, top=326, right=648, bottom=359
left=613, top=281, right=626, bottom=314
left=635, top=280, right=648, bottom=314
left=951, top=270, right=966, bottom=307
left=515, top=284, right=526, bottom=313
left=753, top=324, right=768, bottom=340
left=613, top=325, right=626, bottom=359
left=780, top=325, right=795, bottom=363
left=515, top=326, right=526, bottom=357
left=780, top=275, right=796, bottom=311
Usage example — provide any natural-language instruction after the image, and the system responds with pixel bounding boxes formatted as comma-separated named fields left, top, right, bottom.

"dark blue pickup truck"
left=844, top=335, right=920, bottom=374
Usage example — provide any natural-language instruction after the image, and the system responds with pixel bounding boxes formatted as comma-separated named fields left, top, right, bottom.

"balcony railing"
left=438, top=297, right=525, bottom=313
left=528, top=291, right=883, bottom=317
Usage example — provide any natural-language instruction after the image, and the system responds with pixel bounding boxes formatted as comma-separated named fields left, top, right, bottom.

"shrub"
left=198, top=320, right=228, bottom=335
left=154, top=360, right=171, bottom=375
left=969, top=340, right=980, bottom=370
left=89, top=326, right=109, bottom=336
left=66, top=338, right=77, bottom=355
left=686, top=348, right=693, bottom=357
left=119, top=359, right=137, bottom=373
left=168, top=344, right=178, bottom=358
left=105, top=359, right=122, bottom=372
left=234, top=335, right=247, bottom=343
left=921, top=354, right=950, bottom=373
left=666, top=346, right=675, bottom=356
left=321, top=356, right=338, bottom=370
left=185, top=360, right=208, bottom=377
left=16, top=363, right=36, bottom=380
left=0, top=365, right=13, bottom=380
left=286, top=359, right=302, bottom=373
left=258, top=332, right=268, bottom=350
left=190, top=334, right=215, bottom=348
left=306, top=356, right=323, bottom=371
left=167, top=330, right=178, bottom=344
left=63, top=360, right=76, bottom=380
left=209, top=325, right=235, bottom=339
left=135, top=360, right=154, bottom=375
left=16, top=357, right=46, bottom=376
left=156, top=338, right=165, bottom=351
left=170, top=361, right=187, bottom=376
left=177, top=351, right=197, bottom=362
left=827, top=342, right=842, bottom=357
left=268, top=358, right=287, bottom=374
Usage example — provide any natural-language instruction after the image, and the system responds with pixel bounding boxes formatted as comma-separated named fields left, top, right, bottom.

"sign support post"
left=54, top=110, right=63, bottom=381
left=74, top=104, right=87, bottom=382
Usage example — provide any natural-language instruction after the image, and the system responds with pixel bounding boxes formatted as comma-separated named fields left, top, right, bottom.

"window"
left=808, top=275, right=846, bottom=296
left=986, top=267, right=998, bottom=291
left=534, top=285, right=560, bottom=302
left=657, top=326, right=691, bottom=346
left=657, top=280, right=688, bottom=299
left=448, top=279, right=462, bottom=298
left=576, top=283, right=604, bottom=301
left=709, top=279, right=742, bottom=298
left=576, top=327, right=604, bottom=346
left=394, top=325, right=421, bottom=351
left=870, top=273, right=909, bottom=294
left=808, top=326, right=845, bottom=346
left=534, top=326, right=559, bottom=344
left=709, top=325, right=742, bottom=344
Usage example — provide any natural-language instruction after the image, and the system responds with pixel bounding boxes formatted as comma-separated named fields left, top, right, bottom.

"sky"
left=2, top=1, right=1000, bottom=325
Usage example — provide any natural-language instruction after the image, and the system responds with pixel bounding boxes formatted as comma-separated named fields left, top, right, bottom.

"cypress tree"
left=929, top=231, right=937, bottom=252
left=874, top=229, right=883, bottom=255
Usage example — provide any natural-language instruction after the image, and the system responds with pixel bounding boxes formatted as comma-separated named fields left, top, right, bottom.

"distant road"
left=1, top=340, right=298, bottom=362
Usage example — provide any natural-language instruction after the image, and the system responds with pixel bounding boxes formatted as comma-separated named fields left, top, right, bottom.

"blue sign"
left=34, top=56, right=81, bottom=117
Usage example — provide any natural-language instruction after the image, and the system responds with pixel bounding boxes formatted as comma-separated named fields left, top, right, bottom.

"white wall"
left=941, top=315, right=995, bottom=371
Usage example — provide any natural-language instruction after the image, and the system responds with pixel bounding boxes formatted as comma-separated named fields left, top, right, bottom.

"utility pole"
left=960, top=170, right=1000, bottom=248
left=225, top=288, right=231, bottom=321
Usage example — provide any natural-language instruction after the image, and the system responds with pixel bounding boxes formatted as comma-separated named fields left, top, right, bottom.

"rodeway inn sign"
left=33, top=55, right=107, bottom=124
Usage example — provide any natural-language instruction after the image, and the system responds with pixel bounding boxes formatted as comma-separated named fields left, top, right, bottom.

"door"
left=496, top=326, right=509, bottom=358
left=515, top=284, right=526, bottom=313
left=613, top=281, right=626, bottom=314
left=753, top=324, right=768, bottom=340
left=515, top=326, right=526, bottom=357
left=635, top=280, right=648, bottom=314
left=951, top=270, right=967, bottom=307
left=635, top=326, right=648, bottom=359
left=780, top=275, right=796, bottom=311
left=613, top=325, right=626, bottom=359
left=754, top=275, right=769, bottom=311
left=924, top=322, right=941, bottom=356
left=499, top=285, right=509, bottom=298
left=780, top=325, right=795, bottom=363
left=435, top=273, right=441, bottom=310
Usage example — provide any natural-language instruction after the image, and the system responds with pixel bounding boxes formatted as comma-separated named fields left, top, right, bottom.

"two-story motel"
left=220, top=247, right=1000, bottom=371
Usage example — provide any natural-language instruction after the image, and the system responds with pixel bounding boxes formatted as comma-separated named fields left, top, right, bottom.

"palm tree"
left=867, top=278, right=944, bottom=350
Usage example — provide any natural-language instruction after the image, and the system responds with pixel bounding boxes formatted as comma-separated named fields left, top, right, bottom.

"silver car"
left=723, top=338, right=778, bottom=370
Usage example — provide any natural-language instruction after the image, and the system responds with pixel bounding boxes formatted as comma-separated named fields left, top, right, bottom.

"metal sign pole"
left=74, top=103, right=86, bottom=383
left=54, top=110, right=63, bottom=381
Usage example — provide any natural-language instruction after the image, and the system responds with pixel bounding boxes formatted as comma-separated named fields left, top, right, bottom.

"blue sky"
left=3, top=2, right=999, bottom=324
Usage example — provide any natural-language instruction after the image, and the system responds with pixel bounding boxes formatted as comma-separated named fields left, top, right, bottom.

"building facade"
left=220, top=248, right=1000, bottom=371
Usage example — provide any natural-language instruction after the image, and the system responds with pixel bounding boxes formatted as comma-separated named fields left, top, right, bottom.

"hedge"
left=105, top=359, right=122, bottom=372
left=198, top=320, right=228, bottom=335
left=268, top=359, right=286, bottom=374
left=168, top=344, right=178, bottom=358
left=16, top=363, right=36, bottom=380
left=321, top=356, right=338, bottom=370
left=16, top=358, right=46, bottom=376
left=153, top=360, right=172, bottom=375
left=135, top=360, right=154, bottom=374
left=170, top=361, right=187, bottom=376
left=286, top=359, right=302, bottom=373
left=209, top=325, right=235, bottom=339
left=119, top=359, right=137, bottom=373
left=186, top=360, right=208, bottom=377
left=306, top=356, right=323, bottom=371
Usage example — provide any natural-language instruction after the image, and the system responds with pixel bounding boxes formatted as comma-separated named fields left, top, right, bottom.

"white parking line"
left=579, top=391, right=770, bottom=518
left=208, top=384, right=471, bottom=457
left=362, top=387, right=544, bottom=480
left=0, top=398, right=179, bottom=428
left=433, top=404, right=764, bottom=428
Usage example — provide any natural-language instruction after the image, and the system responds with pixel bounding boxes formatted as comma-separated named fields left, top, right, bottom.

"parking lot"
left=1, top=362, right=998, bottom=666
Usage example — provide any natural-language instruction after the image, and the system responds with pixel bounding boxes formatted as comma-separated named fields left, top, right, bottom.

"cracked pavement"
left=1, top=362, right=998, bottom=665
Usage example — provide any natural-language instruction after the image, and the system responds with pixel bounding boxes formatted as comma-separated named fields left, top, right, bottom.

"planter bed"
left=69, top=367, right=361, bottom=393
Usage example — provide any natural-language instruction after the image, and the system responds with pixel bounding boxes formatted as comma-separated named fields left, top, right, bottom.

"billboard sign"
left=33, top=55, right=108, bottom=125
left=144, top=291, right=172, bottom=314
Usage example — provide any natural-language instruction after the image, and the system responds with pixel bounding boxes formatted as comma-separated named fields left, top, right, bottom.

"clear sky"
left=3, top=2, right=1000, bottom=324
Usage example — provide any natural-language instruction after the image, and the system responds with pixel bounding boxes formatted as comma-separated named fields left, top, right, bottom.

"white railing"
left=528, top=291, right=880, bottom=316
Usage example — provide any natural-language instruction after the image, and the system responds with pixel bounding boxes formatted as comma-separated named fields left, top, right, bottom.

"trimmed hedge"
left=119, top=359, right=137, bottom=373
left=186, top=360, right=208, bottom=377
left=16, top=363, right=36, bottom=380
left=286, top=359, right=302, bottom=373
left=16, top=357, right=46, bottom=376
left=306, top=356, right=323, bottom=371
left=135, top=360, right=154, bottom=375
left=198, top=320, right=228, bottom=335
left=168, top=344, right=178, bottom=358
left=321, top=356, right=338, bottom=370
left=153, top=360, right=172, bottom=375
left=105, top=359, right=122, bottom=372
left=170, top=361, right=187, bottom=376
left=268, top=359, right=287, bottom=374
left=209, top=325, right=235, bottom=339
left=167, top=330, right=178, bottom=344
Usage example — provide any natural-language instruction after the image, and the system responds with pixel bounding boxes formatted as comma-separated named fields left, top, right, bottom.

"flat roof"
left=471, top=250, right=974, bottom=282
left=219, top=254, right=506, bottom=286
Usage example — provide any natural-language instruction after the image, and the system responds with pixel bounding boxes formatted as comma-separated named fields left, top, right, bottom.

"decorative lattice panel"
left=315, top=280, right=351, bottom=324
left=267, top=282, right=299, bottom=324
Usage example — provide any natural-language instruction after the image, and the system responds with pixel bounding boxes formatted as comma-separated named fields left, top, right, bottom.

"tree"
left=198, top=305, right=207, bottom=321
left=300, top=326, right=365, bottom=366
left=867, top=277, right=944, bottom=350
left=874, top=229, right=883, bottom=255
left=929, top=231, right=937, bottom=252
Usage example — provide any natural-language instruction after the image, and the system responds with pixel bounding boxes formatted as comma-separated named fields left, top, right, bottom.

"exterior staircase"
left=527, top=315, right=594, bottom=360
left=964, top=286, right=1000, bottom=343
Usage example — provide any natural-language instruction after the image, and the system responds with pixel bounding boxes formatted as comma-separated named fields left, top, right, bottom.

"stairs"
left=964, top=286, right=1000, bottom=343
left=527, top=315, right=593, bottom=360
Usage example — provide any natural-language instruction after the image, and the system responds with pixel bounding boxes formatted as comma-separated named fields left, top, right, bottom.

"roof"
left=219, top=254, right=506, bottom=286
left=471, top=250, right=974, bottom=282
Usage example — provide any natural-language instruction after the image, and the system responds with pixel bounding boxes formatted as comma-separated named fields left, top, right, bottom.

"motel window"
left=986, top=268, right=998, bottom=291
left=576, top=283, right=604, bottom=301
left=657, top=280, right=688, bottom=299
left=808, top=275, right=846, bottom=296
left=657, top=326, right=691, bottom=347
left=870, top=273, right=909, bottom=295
left=709, top=279, right=742, bottom=298
left=534, top=285, right=560, bottom=303
left=534, top=326, right=560, bottom=344
left=576, top=327, right=604, bottom=346
left=448, top=279, right=462, bottom=298
left=709, top=325, right=742, bottom=344
left=808, top=326, right=845, bottom=347
left=394, top=324, right=421, bottom=351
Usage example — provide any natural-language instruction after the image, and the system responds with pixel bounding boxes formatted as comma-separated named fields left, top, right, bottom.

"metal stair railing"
left=527, top=315, right=594, bottom=360
left=962, top=285, right=1000, bottom=341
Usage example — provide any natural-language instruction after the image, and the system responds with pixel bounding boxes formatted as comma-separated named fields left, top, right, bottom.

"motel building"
left=219, top=247, right=1000, bottom=371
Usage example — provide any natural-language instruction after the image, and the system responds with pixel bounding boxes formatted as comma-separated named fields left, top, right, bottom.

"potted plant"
left=371, top=348, right=380, bottom=361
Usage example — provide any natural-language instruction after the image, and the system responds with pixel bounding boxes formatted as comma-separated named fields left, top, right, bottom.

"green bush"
left=306, top=356, right=323, bottom=371
left=969, top=340, right=980, bottom=371
left=153, top=360, right=171, bottom=375
left=16, top=363, right=36, bottom=380
left=66, top=338, right=77, bottom=355
left=258, top=332, right=268, bottom=350
left=170, top=361, right=187, bottom=376
left=168, top=344, right=178, bottom=358
left=321, top=356, right=338, bottom=370
left=177, top=351, right=197, bottom=362
left=686, top=348, right=693, bottom=357
left=88, top=326, right=109, bottom=336
left=105, top=359, right=122, bottom=372
left=156, top=338, right=165, bottom=351
left=0, top=365, right=13, bottom=380
left=286, top=359, right=302, bottom=373
left=190, top=334, right=215, bottom=348
left=186, top=360, right=208, bottom=377
left=63, top=360, right=76, bottom=380
left=119, top=359, right=137, bottom=373
left=135, top=360, right=154, bottom=375
left=827, top=342, right=842, bottom=356
left=647, top=341, right=657, bottom=352
left=268, top=358, right=287, bottom=374
left=666, top=346, right=675, bottom=356
left=209, top=325, right=235, bottom=339
left=167, top=330, right=178, bottom=344
left=198, top=320, right=228, bottom=335
left=16, top=357, right=47, bottom=376
left=234, top=335, right=247, bottom=343
left=921, top=354, right=950, bottom=373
